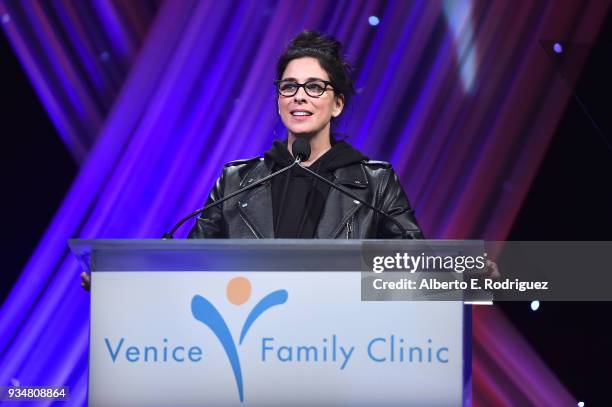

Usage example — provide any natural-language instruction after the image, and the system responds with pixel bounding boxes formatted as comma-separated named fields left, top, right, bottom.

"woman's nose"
left=294, top=86, right=308, bottom=102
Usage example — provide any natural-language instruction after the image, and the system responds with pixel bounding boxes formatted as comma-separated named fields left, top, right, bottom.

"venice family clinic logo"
left=191, top=277, right=288, bottom=402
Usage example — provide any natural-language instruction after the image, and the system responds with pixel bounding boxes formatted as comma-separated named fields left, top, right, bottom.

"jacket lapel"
left=235, top=161, right=274, bottom=238
left=316, top=163, right=369, bottom=238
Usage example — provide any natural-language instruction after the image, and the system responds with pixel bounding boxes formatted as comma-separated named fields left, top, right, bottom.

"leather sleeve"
left=187, top=170, right=228, bottom=238
left=378, top=168, right=424, bottom=239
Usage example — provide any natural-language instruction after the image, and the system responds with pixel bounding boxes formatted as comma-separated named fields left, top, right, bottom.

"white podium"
left=70, top=239, right=470, bottom=407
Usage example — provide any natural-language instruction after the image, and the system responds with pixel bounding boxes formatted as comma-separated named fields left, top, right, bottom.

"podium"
left=70, top=239, right=471, bottom=407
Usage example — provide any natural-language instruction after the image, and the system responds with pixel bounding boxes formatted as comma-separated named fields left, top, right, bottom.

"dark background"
left=502, top=14, right=612, bottom=406
left=1, top=11, right=611, bottom=405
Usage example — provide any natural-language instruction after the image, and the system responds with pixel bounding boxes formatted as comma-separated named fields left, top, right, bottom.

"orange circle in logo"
left=227, top=277, right=251, bottom=305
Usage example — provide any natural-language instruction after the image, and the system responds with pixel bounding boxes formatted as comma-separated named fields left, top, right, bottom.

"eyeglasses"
left=275, top=79, right=334, bottom=97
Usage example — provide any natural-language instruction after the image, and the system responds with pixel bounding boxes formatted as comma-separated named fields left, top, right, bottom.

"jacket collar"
left=331, top=162, right=368, bottom=188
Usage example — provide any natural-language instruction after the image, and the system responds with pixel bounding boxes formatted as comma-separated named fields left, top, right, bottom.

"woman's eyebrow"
left=281, top=77, right=325, bottom=82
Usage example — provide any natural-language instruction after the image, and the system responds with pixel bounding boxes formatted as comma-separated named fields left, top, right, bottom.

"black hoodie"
left=264, top=139, right=367, bottom=238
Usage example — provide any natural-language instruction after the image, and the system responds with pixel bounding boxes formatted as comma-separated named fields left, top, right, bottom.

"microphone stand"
left=162, top=158, right=302, bottom=239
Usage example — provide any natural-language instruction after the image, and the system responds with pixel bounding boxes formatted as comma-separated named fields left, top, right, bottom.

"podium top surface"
left=68, top=239, right=482, bottom=273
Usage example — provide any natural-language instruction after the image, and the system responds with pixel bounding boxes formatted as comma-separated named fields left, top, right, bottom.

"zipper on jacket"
left=330, top=202, right=361, bottom=238
left=237, top=201, right=260, bottom=238
left=346, top=215, right=354, bottom=239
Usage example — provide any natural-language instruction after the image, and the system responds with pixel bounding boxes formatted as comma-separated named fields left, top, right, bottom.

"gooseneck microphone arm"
left=297, top=164, right=420, bottom=239
left=162, top=158, right=302, bottom=239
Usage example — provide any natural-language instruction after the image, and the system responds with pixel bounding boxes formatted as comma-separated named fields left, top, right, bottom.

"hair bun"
left=288, top=30, right=341, bottom=58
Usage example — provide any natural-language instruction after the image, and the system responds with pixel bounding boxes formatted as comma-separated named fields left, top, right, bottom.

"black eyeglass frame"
left=274, top=79, right=335, bottom=97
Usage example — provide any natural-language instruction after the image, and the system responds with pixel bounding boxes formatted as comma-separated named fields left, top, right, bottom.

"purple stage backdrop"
left=0, top=0, right=608, bottom=405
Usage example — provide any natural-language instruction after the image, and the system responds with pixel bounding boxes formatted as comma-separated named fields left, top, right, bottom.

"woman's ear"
left=332, top=95, right=345, bottom=118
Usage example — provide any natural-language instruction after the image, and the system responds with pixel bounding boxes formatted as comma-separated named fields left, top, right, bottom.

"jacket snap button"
left=241, top=203, right=248, bottom=207
left=353, top=200, right=360, bottom=204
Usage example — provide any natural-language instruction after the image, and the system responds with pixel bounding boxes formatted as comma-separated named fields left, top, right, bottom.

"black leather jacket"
left=188, top=157, right=423, bottom=239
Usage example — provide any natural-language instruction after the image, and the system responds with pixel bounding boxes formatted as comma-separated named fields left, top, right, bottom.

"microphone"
left=292, top=137, right=311, bottom=161
left=162, top=140, right=307, bottom=239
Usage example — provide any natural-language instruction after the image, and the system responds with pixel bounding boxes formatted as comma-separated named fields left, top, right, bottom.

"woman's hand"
left=485, top=259, right=501, bottom=280
left=471, top=259, right=501, bottom=284
left=81, top=272, right=91, bottom=292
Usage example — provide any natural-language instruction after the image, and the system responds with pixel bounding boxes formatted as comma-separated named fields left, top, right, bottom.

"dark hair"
left=276, top=30, right=355, bottom=114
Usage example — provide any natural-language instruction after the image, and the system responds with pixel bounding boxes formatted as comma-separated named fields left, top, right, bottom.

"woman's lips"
left=290, top=111, right=313, bottom=121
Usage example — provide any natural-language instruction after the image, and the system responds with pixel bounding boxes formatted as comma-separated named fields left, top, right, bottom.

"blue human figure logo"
left=191, top=277, right=288, bottom=402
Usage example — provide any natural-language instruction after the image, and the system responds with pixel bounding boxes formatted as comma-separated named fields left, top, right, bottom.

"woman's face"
left=278, top=57, right=344, bottom=140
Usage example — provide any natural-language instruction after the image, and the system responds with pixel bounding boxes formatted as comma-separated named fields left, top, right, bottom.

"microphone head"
left=292, top=138, right=311, bottom=161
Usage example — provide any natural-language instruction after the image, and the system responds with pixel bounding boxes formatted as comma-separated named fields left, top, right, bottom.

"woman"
left=81, top=30, right=425, bottom=291
left=187, top=30, right=423, bottom=240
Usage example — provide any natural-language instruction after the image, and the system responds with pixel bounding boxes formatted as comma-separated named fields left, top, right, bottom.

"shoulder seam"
left=224, top=156, right=262, bottom=167
left=362, top=159, right=391, bottom=168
